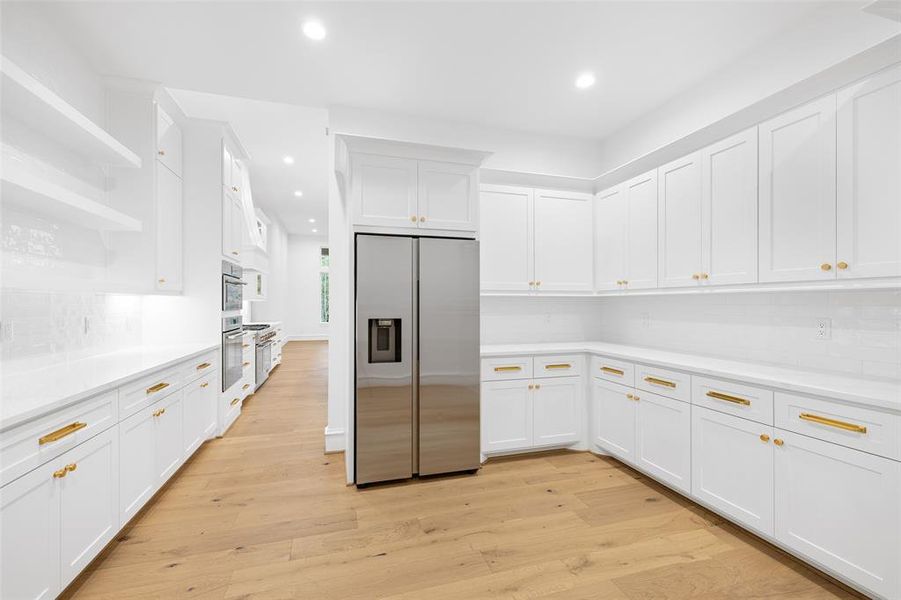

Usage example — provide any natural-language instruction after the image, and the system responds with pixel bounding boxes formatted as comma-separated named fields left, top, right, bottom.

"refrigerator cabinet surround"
left=354, top=234, right=480, bottom=486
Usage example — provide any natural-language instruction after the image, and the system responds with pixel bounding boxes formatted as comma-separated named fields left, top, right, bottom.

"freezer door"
left=418, top=237, right=481, bottom=476
left=355, top=235, right=414, bottom=485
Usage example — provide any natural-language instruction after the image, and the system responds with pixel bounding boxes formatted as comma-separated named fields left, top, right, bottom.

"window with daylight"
left=320, top=247, right=330, bottom=323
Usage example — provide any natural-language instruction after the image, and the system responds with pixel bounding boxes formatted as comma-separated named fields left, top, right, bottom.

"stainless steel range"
left=244, top=323, right=275, bottom=389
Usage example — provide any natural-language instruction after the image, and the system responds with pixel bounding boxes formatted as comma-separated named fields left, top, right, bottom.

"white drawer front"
left=533, top=355, right=582, bottom=379
left=181, top=351, right=217, bottom=384
left=481, top=356, right=532, bottom=381
left=636, top=364, right=690, bottom=403
left=692, top=376, right=774, bottom=426
left=589, top=356, right=634, bottom=387
left=120, top=366, right=182, bottom=419
left=1, top=390, right=118, bottom=487
left=775, top=392, right=900, bottom=461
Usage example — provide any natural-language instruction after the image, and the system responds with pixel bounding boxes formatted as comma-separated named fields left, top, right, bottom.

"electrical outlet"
left=815, top=318, right=831, bottom=340
left=641, top=312, right=650, bottom=329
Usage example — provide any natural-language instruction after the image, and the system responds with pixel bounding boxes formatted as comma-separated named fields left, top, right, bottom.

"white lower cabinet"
left=635, top=390, right=691, bottom=494
left=118, top=403, right=157, bottom=525
left=154, top=392, right=185, bottom=483
left=183, top=373, right=217, bottom=457
left=532, top=376, right=581, bottom=447
left=482, top=380, right=533, bottom=453
left=592, top=378, right=637, bottom=462
left=774, top=430, right=900, bottom=599
left=691, top=406, right=774, bottom=536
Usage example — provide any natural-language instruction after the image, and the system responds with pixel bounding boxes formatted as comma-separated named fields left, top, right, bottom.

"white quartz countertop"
left=481, top=341, right=901, bottom=413
left=1, top=342, right=219, bottom=431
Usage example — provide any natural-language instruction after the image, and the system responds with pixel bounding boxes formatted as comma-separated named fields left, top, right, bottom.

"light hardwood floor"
left=65, top=341, right=863, bottom=599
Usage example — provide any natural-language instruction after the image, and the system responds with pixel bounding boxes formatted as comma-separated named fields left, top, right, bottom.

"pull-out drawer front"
left=120, top=366, right=182, bottom=420
left=481, top=357, right=533, bottom=381
left=692, top=376, right=774, bottom=425
left=1, top=390, right=118, bottom=486
left=182, top=351, right=218, bottom=385
left=590, top=356, right=634, bottom=387
left=636, top=364, right=691, bottom=403
left=534, top=355, right=583, bottom=379
left=775, top=392, right=900, bottom=461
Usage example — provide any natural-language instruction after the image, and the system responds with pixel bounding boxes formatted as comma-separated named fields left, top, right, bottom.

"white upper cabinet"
left=836, top=65, right=901, bottom=280
left=480, top=185, right=533, bottom=292
left=594, top=185, right=627, bottom=291
left=155, top=104, right=182, bottom=178
left=759, top=95, right=837, bottom=283
left=533, top=189, right=594, bottom=292
left=155, top=162, right=183, bottom=292
left=658, top=152, right=703, bottom=288
left=701, top=127, right=758, bottom=286
left=625, top=170, right=658, bottom=290
left=417, top=160, right=478, bottom=231
left=351, top=153, right=419, bottom=228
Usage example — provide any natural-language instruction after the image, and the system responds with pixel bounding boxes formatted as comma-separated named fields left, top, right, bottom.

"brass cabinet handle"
left=528, top=384, right=534, bottom=390
left=692, top=273, right=700, bottom=280
left=196, top=362, right=211, bottom=370
left=706, top=390, right=751, bottom=406
left=820, top=263, right=832, bottom=271
left=773, top=438, right=784, bottom=446
left=242, top=383, right=250, bottom=390
left=799, top=413, right=867, bottom=434
left=243, top=361, right=250, bottom=367
left=152, top=408, right=166, bottom=417
left=420, top=216, right=426, bottom=222
left=65, top=463, right=77, bottom=473
left=545, top=363, right=571, bottom=370
left=158, top=278, right=166, bottom=284
left=534, top=384, right=541, bottom=390
left=410, top=216, right=417, bottom=223
left=535, top=281, right=541, bottom=286
left=232, top=251, right=240, bottom=256
left=494, top=365, right=521, bottom=372
left=760, top=434, right=770, bottom=443
left=701, top=273, right=709, bottom=279
left=644, top=376, right=676, bottom=388
left=837, top=261, right=848, bottom=270
left=52, top=467, right=68, bottom=479
left=39, top=422, right=87, bottom=445
left=200, top=382, right=209, bottom=388
left=528, top=281, right=535, bottom=286
left=243, top=344, right=250, bottom=348
left=146, top=382, right=170, bottom=394
left=158, top=150, right=165, bottom=156
left=601, top=366, right=624, bottom=376
left=230, top=398, right=240, bottom=406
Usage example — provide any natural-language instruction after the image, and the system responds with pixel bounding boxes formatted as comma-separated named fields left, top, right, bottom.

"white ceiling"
left=169, top=90, right=328, bottom=234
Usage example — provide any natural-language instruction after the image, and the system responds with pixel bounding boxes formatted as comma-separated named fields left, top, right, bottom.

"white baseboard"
left=289, top=334, right=329, bottom=341
left=324, top=425, right=346, bottom=453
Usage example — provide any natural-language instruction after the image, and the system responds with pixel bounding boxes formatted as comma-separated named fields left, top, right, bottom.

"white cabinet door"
left=759, top=95, right=837, bottom=282
left=480, top=185, right=534, bottom=292
left=692, top=406, right=773, bottom=536
left=837, top=65, right=901, bottom=279
left=658, top=152, right=703, bottom=288
left=594, top=185, right=627, bottom=291
left=155, top=162, right=183, bottom=292
left=592, top=378, right=637, bottom=463
left=625, top=171, right=658, bottom=290
left=774, top=430, right=900, bottom=600
left=417, top=161, right=477, bottom=231
left=59, top=428, right=119, bottom=587
left=532, top=376, right=580, bottom=447
left=482, top=380, right=532, bottom=453
left=533, top=189, right=594, bottom=292
left=635, top=390, right=691, bottom=494
left=230, top=196, right=244, bottom=263
left=1, top=460, right=60, bottom=600
left=222, top=192, right=233, bottom=261
left=222, top=141, right=234, bottom=189
left=701, top=127, right=758, bottom=286
left=118, top=404, right=157, bottom=526
left=156, top=104, right=182, bottom=178
left=183, top=374, right=215, bottom=458
left=351, top=154, right=418, bottom=228
left=155, top=392, right=184, bottom=483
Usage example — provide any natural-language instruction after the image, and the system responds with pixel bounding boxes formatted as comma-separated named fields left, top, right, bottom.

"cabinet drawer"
left=692, top=376, right=774, bottom=425
left=534, top=355, right=582, bottom=379
left=590, top=356, right=634, bottom=387
left=481, top=356, right=532, bottom=381
left=775, top=392, right=900, bottom=461
left=1, top=391, right=118, bottom=487
left=119, top=366, right=181, bottom=420
left=636, top=364, right=690, bottom=403
left=181, top=351, right=217, bottom=384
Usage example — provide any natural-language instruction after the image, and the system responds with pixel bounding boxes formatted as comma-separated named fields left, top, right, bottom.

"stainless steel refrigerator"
left=355, top=234, right=480, bottom=485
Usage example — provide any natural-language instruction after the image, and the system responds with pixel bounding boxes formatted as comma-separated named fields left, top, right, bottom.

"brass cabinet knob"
left=626, top=393, right=634, bottom=399
left=65, top=463, right=77, bottom=473
left=53, top=468, right=68, bottom=479
left=158, top=150, right=166, bottom=156
left=535, top=281, right=541, bottom=286
left=760, top=434, right=770, bottom=443
left=837, top=261, right=848, bottom=270
left=232, top=251, right=240, bottom=256
left=773, top=438, right=784, bottom=446
left=528, top=281, right=535, bottom=286
left=534, top=383, right=541, bottom=390
left=420, top=216, right=426, bottom=222
left=158, top=278, right=166, bottom=284
left=410, top=216, right=417, bottom=222
left=692, top=273, right=700, bottom=280
left=232, top=186, right=239, bottom=192
left=632, top=395, right=640, bottom=401
left=528, top=384, right=534, bottom=390
left=701, top=273, right=709, bottom=280
left=622, top=280, right=628, bottom=286
left=820, top=263, right=832, bottom=271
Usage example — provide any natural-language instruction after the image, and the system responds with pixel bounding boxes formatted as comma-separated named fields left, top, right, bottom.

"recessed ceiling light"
left=294, top=190, right=304, bottom=197
left=302, top=20, right=327, bottom=41
left=308, top=218, right=316, bottom=223
left=283, top=156, right=295, bottom=165
left=312, top=228, right=318, bottom=233
left=575, top=72, right=596, bottom=90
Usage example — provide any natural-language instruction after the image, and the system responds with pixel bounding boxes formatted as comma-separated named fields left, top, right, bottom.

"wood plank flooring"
left=65, top=341, right=863, bottom=599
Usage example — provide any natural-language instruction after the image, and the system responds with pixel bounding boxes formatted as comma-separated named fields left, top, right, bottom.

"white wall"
left=284, top=234, right=329, bottom=340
